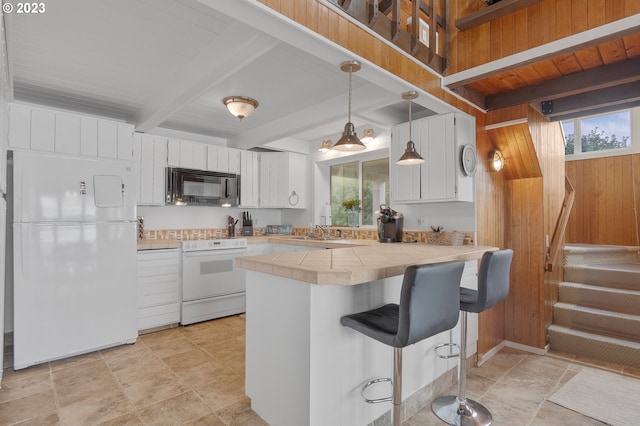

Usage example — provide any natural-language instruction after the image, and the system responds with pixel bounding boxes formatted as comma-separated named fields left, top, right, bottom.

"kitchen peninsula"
left=236, top=242, right=498, bottom=426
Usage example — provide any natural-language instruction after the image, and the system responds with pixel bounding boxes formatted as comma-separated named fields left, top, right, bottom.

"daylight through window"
left=562, top=110, right=631, bottom=156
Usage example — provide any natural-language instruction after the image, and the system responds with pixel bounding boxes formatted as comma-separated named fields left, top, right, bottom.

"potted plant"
left=341, top=198, right=361, bottom=227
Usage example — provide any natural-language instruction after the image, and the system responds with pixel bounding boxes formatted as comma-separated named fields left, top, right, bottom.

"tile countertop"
left=136, top=235, right=377, bottom=251
left=236, top=243, right=499, bottom=286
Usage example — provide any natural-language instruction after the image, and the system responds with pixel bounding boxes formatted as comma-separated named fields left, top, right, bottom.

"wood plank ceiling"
left=444, top=6, right=640, bottom=121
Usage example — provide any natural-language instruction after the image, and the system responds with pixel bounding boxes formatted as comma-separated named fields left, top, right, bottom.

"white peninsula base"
left=245, top=261, right=479, bottom=426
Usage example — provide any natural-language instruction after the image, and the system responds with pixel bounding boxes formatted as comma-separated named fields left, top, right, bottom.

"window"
left=562, top=110, right=631, bottom=156
left=330, top=158, right=389, bottom=227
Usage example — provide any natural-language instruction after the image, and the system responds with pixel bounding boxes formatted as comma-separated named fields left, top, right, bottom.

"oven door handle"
left=182, top=248, right=247, bottom=259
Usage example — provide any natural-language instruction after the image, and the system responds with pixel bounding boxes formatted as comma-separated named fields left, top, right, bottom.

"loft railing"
left=331, top=0, right=448, bottom=74
left=545, top=176, right=575, bottom=272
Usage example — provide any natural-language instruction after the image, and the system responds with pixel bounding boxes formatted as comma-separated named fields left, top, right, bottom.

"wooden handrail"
left=545, top=176, right=575, bottom=272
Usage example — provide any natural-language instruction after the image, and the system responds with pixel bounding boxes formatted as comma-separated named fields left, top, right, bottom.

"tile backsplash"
left=143, top=227, right=475, bottom=245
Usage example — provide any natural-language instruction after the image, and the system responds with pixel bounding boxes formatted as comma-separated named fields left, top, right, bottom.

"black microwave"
left=166, top=167, right=239, bottom=207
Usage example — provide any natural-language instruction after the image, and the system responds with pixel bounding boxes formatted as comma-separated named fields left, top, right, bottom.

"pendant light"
left=397, top=91, right=425, bottom=165
left=333, top=60, right=366, bottom=151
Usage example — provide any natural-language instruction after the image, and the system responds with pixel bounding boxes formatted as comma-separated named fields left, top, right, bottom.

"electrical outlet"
left=417, top=217, right=428, bottom=227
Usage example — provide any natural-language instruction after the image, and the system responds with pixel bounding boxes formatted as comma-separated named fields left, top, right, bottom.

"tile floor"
left=1, top=315, right=638, bottom=425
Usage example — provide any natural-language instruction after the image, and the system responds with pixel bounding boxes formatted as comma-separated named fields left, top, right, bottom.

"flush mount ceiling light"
left=488, top=149, right=505, bottom=172
left=318, top=140, right=332, bottom=152
left=397, top=91, right=425, bottom=165
left=361, top=129, right=374, bottom=144
left=222, top=96, right=258, bottom=120
left=333, top=60, right=366, bottom=152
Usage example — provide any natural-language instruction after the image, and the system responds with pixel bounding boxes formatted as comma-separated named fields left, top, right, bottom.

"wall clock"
left=461, top=144, right=477, bottom=176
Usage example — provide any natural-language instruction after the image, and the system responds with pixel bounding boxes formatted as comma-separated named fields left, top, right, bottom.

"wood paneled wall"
left=565, top=153, right=640, bottom=245
left=447, top=0, right=640, bottom=74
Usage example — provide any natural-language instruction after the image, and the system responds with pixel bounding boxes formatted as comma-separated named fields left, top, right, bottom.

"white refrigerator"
left=13, top=151, right=137, bottom=369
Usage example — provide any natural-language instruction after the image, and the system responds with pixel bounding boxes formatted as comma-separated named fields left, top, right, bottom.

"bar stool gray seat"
left=432, top=249, right=513, bottom=426
left=340, top=261, right=465, bottom=426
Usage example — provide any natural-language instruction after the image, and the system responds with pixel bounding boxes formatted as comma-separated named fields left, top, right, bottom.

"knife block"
left=242, top=226, right=254, bottom=236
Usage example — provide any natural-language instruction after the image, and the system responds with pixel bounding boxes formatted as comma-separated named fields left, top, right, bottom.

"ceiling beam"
left=545, top=99, right=640, bottom=122
left=443, top=14, right=640, bottom=89
left=134, top=21, right=279, bottom=133
left=541, top=81, right=640, bottom=119
left=486, top=56, right=640, bottom=111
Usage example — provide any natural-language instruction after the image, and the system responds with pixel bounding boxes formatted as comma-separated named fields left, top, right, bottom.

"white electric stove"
left=181, top=238, right=248, bottom=325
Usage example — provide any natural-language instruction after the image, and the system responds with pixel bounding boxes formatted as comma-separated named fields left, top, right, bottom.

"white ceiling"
left=5, top=0, right=454, bottom=151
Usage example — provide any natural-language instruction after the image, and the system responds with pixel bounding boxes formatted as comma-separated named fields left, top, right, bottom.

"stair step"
left=559, top=282, right=640, bottom=315
left=563, top=263, right=640, bottom=291
left=553, top=302, right=640, bottom=341
left=548, top=324, right=640, bottom=369
left=564, top=244, right=640, bottom=265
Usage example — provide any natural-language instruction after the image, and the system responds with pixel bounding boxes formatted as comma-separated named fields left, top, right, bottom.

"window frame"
left=562, top=108, right=637, bottom=162
left=324, top=151, right=390, bottom=228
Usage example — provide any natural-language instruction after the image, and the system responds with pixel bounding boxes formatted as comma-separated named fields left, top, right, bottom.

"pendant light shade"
left=397, top=91, right=425, bottom=165
left=333, top=60, right=366, bottom=152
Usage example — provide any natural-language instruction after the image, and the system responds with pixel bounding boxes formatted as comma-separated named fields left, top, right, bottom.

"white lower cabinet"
left=137, top=249, right=180, bottom=331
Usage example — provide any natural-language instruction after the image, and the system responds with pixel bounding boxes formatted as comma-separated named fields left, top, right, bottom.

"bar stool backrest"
left=396, top=261, right=464, bottom=347
left=466, top=249, right=514, bottom=313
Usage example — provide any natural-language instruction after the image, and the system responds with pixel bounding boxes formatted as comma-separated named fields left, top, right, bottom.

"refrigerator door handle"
left=19, top=227, right=29, bottom=280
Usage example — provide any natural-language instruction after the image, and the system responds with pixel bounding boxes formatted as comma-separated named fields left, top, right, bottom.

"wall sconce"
left=361, top=129, right=374, bottom=144
left=318, top=140, right=332, bottom=152
left=222, top=96, right=259, bottom=120
left=488, top=149, right=505, bottom=172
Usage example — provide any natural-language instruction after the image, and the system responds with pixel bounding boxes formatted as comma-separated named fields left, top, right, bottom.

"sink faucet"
left=316, top=224, right=330, bottom=239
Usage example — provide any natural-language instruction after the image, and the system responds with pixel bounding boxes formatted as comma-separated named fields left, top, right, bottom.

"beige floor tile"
left=95, top=412, right=143, bottom=425
left=52, top=358, right=111, bottom=388
left=121, top=372, right=191, bottom=409
left=1, top=362, right=50, bottom=383
left=108, top=350, right=173, bottom=386
left=136, top=390, right=213, bottom=425
left=146, top=335, right=197, bottom=359
left=11, top=412, right=60, bottom=426
left=161, top=348, right=214, bottom=373
left=214, top=397, right=268, bottom=426
left=56, top=372, right=122, bottom=408
left=190, top=367, right=246, bottom=411
left=175, top=360, right=227, bottom=389
left=0, top=370, right=52, bottom=403
left=50, top=350, right=103, bottom=371
left=100, top=340, right=147, bottom=359
left=58, top=391, right=136, bottom=426
left=183, top=412, right=226, bottom=425
left=0, top=389, right=57, bottom=425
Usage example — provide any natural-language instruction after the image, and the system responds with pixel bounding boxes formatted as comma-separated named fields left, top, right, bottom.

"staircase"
left=548, top=244, right=640, bottom=369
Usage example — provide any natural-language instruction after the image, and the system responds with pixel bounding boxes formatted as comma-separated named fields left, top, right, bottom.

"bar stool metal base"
left=431, top=395, right=492, bottom=426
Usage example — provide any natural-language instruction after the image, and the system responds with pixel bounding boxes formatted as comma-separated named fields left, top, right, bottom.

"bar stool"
left=340, top=261, right=465, bottom=426
left=431, top=249, right=513, bottom=426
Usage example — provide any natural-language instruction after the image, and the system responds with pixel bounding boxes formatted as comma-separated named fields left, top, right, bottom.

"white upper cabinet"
left=240, top=150, right=259, bottom=208
left=390, top=112, right=474, bottom=203
left=207, top=145, right=240, bottom=174
left=258, top=151, right=306, bottom=209
left=134, top=133, right=167, bottom=206
left=167, top=138, right=206, bottom=170
left=8, top=104, right=133, bottom=160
